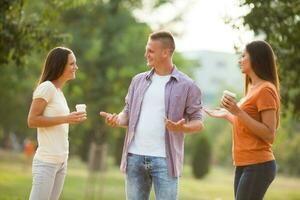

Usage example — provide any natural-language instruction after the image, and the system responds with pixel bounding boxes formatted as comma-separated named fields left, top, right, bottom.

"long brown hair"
left=244, top=40, right=280, bottom=127
left=38, top=47, right=73, bottom=84
left=244, top=40, right=280, bottom=94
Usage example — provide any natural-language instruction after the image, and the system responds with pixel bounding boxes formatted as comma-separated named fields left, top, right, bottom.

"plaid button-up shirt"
left=120, top=66, right=203, bottom=177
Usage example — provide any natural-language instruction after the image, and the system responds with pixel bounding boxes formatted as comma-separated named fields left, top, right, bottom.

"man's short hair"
left=149, top=31, right=175, bottom=54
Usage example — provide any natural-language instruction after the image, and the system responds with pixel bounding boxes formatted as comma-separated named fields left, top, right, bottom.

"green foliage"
left=239, top=0, right=300, bottom=116
left=273, top=111, right=300, bottom=175
left=191, top=133, right=212, bottom=179
left=0, top=0, right=77, bottom=146
left=214, top=125, right=232, bottom=167
left=0, top=0, right=68, bottom=65
left=276, top=133, right=300, bottom=175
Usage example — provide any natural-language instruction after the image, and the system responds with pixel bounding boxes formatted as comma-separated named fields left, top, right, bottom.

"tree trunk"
left=88, top=141, right=108, bottom=172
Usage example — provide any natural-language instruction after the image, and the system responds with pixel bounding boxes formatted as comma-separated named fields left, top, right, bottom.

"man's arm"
left=165, top=118, right=203, bottom=134
left=117, top=111, right=129, bottom=128
left=184, top=119, right=204, bottom=133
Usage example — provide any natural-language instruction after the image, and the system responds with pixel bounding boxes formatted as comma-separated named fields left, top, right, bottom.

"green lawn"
left=0, top=151, right=300, bottom=200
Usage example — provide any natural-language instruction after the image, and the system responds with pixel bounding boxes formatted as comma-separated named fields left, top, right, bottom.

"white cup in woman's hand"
left=221, top=90, right=237, bottom=109
left=223, top=90, right=237, bottom=99
left=76, top=104, right=86, bottom=112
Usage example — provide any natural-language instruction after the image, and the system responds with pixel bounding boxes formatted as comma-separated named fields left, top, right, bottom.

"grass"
left=0, top=150, right=300, bottom=200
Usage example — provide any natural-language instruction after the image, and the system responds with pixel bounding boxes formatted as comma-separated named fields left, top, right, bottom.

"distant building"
left=183, top=50, right=243, bottom=106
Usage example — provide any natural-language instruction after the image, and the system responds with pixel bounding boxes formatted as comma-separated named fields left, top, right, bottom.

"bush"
left=191, top=133, right=212, bottom=179
left=214, top=125, right=232, bottom=167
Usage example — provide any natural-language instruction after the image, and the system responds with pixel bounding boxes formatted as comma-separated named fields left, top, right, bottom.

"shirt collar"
left=145, top=65, right=180, bottom=81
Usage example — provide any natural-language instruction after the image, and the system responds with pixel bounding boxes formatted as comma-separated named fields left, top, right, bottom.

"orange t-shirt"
left=232, top=82, right=280, bottom=166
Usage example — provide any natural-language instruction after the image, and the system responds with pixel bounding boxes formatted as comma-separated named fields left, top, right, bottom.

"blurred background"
left=1, top=0, right=300, bottom=199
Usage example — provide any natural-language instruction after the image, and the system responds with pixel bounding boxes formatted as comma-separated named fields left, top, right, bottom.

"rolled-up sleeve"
left=185, top=82, right=202, bottom=121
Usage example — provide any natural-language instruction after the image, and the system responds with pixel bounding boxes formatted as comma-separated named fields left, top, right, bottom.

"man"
left=100, top=31, right=204, bottom=200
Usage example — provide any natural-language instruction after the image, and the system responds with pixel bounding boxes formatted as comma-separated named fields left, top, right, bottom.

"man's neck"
left=154, top=62, right=174, bottom=76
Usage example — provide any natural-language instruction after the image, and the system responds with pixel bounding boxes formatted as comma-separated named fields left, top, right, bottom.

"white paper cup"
left=76, top=104, right=86, bottom=112
left=223, top=90, right=237, bottom=98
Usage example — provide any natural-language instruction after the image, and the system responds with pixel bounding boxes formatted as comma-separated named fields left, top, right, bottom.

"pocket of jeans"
left=126, top=154, right=139, bottom=166
left=153, top=157, right=168, bottom=169
left=127, top=153, right=134, bottom=157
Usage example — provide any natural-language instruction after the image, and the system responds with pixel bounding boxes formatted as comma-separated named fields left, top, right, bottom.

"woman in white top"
left=27, top=47, right=87, bottom=200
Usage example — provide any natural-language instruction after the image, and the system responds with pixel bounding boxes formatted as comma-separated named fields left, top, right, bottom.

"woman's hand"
left=204, top=108, right=228, bottom=119
left=66, top=111, right=87, bottom=124
left=221, top=95, right=241, bottom=116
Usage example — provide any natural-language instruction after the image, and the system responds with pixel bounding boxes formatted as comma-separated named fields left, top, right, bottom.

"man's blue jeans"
left=126, top=153, right=178, bottom=200
left=234, top=160, right=276, bottom=200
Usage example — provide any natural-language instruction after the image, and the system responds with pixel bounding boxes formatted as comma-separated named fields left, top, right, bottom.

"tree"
left=0, top=0, right=99, bottom=147
left=238, top=0, right=300, bottom=116
left=191, top=133, right=212, bottom=179
left=0, top=0, right=67, bottom=147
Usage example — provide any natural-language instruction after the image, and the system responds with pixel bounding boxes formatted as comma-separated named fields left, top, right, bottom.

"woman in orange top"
left=206, top=40, right=280, bottom=200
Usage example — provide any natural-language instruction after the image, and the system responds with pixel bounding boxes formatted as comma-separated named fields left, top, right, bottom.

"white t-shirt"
left=128, top=73, right=170, bottom=157
left=33, top=81, right=70, bottom=163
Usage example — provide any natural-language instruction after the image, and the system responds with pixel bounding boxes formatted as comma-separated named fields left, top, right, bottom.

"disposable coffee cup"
left=223, top=90, right=237, bottom=98
left=76, top=104, right=86, bottom=112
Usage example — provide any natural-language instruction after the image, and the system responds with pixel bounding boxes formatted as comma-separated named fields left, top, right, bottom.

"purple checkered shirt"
left=120, top=66, right=202, bottom=177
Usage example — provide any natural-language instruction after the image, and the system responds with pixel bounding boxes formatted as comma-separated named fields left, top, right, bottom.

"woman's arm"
left=27, top=98, right=86, bottom=128
left=222, top=95, right=276, bottom=143
left=235, top=109, right=276, bottom=143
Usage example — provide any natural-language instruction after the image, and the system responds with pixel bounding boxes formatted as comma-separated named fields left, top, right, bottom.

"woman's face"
left=239, top=50, right=252, bottom=75
left=62, top=53, right=78, bottom=81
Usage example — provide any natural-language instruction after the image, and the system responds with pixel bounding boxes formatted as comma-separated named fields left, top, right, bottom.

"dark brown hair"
left=244, top=40, right=279, bottom=93
left=38, top=47, right=73, bottom=84
left=149, top=31, right=175, bottom=54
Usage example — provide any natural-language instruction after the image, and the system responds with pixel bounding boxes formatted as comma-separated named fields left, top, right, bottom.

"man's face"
left=144, top=39, right=164, bottom=68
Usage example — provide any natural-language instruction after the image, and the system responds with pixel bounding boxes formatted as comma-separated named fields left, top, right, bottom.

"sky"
left=135, top=0, right=255, bottom=53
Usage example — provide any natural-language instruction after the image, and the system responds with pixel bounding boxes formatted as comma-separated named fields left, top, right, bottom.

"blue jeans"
left=29, top=159, right=67, bottom=200
left=234, top=160, right=276, bottom=200
left=126, top=153, right=178, bottom=200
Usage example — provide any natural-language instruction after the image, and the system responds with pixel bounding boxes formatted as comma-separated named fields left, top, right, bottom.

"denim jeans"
left=234, top=160, right=276, bottom=200
left=29, top=159, right=67, bottom=200
left=126, top=153, right=178, bottom=200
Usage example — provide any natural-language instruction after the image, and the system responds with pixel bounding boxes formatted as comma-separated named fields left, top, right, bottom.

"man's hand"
left=99, top=111, right=119, bottom=127
left=164, top=118, right=186, bottom=133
